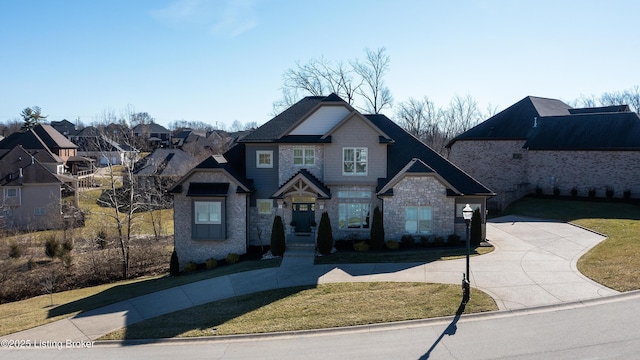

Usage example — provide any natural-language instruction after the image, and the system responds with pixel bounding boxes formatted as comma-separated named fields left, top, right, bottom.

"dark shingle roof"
left=134, top=149, right=198, bottom=177
left=367, top=114, right=494, bottom=196
left=447, top=96, right=572, bottom=145
left=32, top=124, right=78, bottom=149
left=0, top=146, right=62, bottom=186
left=239, top=96, right=326, bottom=142
left=525, top=112, right=640, bottom=150
left=448, top=95, right=640, bottom=151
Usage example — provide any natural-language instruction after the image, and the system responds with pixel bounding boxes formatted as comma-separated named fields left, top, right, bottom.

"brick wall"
left=173, top=171, right=247, bottom=268
left=383, top=176, right=455, bottom=240
left=448, top=139, right=640, bottom=210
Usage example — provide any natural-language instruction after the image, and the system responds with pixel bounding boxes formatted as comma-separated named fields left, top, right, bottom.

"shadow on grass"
left=46, top=247, right=489, bottom=344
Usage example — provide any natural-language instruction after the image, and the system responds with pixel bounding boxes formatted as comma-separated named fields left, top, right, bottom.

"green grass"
left=101, top=282, right=497, bottom=339
left=503, top=197, right=640, bottom=291
left=0, top=258, right=281, bottom=336
left=315, top=246, right=494, bottom=264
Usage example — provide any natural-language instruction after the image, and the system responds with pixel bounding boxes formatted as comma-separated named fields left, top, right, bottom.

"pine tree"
left=370, top=206, right=384, bottom=250
left=470, top=208, right=483, bottom=245
left=317, top=211, right=333, bottom=255
left=270, top=215, right=286, bottom=256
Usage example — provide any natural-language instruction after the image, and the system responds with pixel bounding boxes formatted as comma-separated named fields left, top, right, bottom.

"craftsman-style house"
left=171, top=94, right=494, bottom=264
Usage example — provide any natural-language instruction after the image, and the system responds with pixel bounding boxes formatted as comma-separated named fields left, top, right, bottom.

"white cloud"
left=151, top=0, right=258, bottom=38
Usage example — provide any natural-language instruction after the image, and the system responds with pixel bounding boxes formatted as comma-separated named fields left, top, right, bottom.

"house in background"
left=446, top=96, right=640, bottom=211
left=171, top=94, right=493, bottom=265
left=132, top=123, right=171, bottom=149
left=0, top=127, right=67, bottom=175
left=50, top=119, right=80, bottom=139
left=134, top=148, right=198, bottom=197
left=0, top=145, right=64, bottom=230
left=73, top=126, right=138, bottom=167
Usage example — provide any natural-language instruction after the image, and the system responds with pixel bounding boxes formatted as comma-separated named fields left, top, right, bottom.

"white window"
left=34, top=207, right=46, bottom=216
left=293, top=147, right=314, bottom=166
left=6, top=188, right=18, bottom=197
left=338, top=203, right=370, bottom=229
left=405, top=206, right=433, bottom=234
left=343, top=147, right=367, bottom=175
left=194, top=201, right=222, bottom=224
left=256, top=151, right=273, bottom=168
left=257, top=199, right=272, bottom=214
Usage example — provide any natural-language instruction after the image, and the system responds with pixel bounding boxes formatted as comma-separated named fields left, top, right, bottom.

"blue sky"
left=1, top=0, right=638, bottom=129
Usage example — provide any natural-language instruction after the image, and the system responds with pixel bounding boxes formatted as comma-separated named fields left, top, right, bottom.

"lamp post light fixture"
left=462, top=204, right=473, bottom=304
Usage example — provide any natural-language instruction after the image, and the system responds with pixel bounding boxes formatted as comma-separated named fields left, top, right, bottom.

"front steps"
left=282, top=233, right=315, bottom=266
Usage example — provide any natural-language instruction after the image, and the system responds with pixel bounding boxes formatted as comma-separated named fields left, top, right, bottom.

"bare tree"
left=572, top=86, right=640, bottom=113
left=352, top=47, right=392, bottom=114
left=273, top=47, right=392, bottom=114
left=89, top=112, right=143, bottom=279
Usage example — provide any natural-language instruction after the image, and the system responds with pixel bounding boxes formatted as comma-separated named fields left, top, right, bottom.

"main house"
left=171, top=94, right=494, bottom=264
left=446, top=96, right=640, bottom=211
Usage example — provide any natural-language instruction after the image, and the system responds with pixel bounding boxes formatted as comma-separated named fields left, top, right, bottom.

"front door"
left=292, top=203, right=315, bottom=233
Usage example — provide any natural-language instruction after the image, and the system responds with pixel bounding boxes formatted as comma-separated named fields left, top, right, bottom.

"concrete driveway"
left=317, top=215, right=619, bottom=310
left=0, top=215, right=619, bottom=342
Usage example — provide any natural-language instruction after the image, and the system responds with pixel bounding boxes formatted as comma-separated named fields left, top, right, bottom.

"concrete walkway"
left=1, top=216, right=618, bottom=342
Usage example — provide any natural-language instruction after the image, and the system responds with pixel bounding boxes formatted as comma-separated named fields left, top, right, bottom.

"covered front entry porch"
left=272, top=169, right=331, bottom=237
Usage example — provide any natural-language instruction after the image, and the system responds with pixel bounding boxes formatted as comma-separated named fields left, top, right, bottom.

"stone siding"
left=383, top=176, right=455, bottom=240
left=278, top=145, right=324, bottom=184
left=173, top=171, right=247, bottom=268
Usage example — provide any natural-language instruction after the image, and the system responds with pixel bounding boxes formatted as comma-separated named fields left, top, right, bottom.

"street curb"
left=94, top=289, right=640, bottom=347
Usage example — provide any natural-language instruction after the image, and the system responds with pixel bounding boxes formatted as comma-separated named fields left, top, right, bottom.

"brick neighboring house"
left=170, top=94, right=494, bottom=265
left=0, top=146, right=64, bottom=230
left=134, top=148, right=198, bottom=198
left=446, top=96, right=640, bottom=211
left=132, top=123, right=171, bottom=149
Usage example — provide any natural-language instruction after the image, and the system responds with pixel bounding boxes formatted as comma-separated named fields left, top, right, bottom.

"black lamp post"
left=462, top=204, right=473, bottom=303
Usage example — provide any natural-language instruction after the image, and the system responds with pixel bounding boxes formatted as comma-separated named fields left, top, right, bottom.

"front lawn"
left=101, top=282, right=497, bottom=339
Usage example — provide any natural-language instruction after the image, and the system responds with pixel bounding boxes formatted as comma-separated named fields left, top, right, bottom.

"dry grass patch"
left=102, top=282, right=497, bottom=339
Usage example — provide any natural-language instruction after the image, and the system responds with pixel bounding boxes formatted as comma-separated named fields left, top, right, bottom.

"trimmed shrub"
left=370, top=206, right=384, bottom=250
left=624, top=189, right=632, bottom=199
left=588, top=188, right=597, bottom=198
left=400, top=234, right=415, bottom=248
left=270, top=215, right=286, bottom=256
left=535, top=186, right=543, bottom=195
left=385, top=240, right=399, bottom=250
left=169, top=250, right=180, bottom=276
left=226, top=253, right=240, bottom=264
left=470, top=209, right=482, bottom=245
left=606, top=187, right=614, bottom=199
left=553, top=187, right=560, bottom=196
left=184, top=262, right=197, bottom=272
left=434, top=236, right=445, bottom=247
left=317, top=211, right=333, bottom=256
left=205, top=258, right=218, bottom=269
left=353, top=241, right=370, bottom=252
left=571, top=187, right=578, bottom=197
